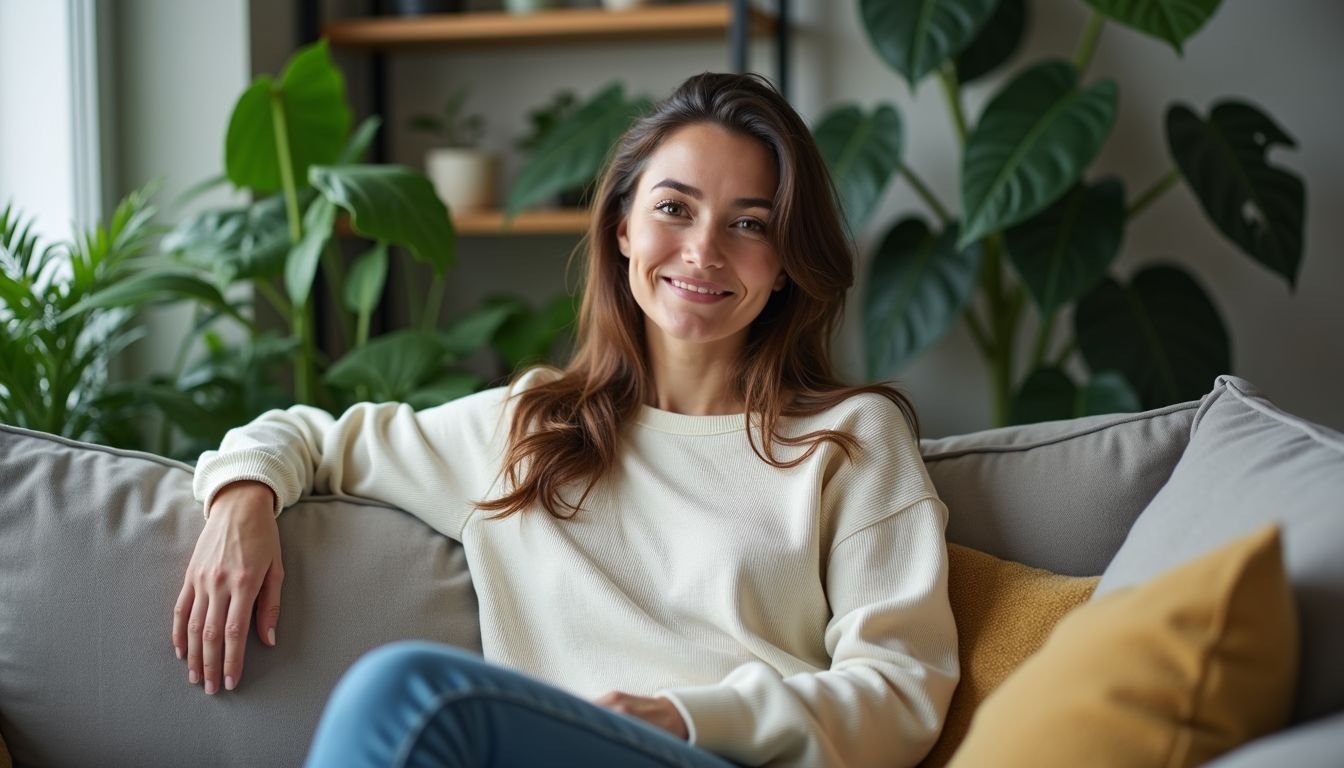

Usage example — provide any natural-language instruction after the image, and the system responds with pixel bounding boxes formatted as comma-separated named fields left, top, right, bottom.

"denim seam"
left=393, top=688, right=706, bottom=768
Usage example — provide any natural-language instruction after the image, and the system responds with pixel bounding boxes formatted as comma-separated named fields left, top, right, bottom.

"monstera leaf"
left=864, top=217, right=982, bottom=378
left=284, top=198, right=336, bottom=307
left=310, top=164, right=455, bottom=276
left=1084, top=0, right=1221, bottom=53
left=1010, top=367, right=1141, bottom=424
left=1074, top=265, right=1230, bottom=408
left=860, top=0, right=998, bottom=87
left=1167, top=100, right=1305, bottom=287
left=225, top=40, right=350, bottom=195
left=1005, top=178, right=1125, bottom=316
left=813, top=104, right=903, bottom=233
left=956, top=0, right=1028, bottom=83
left=507, top=83, right=651, bottom=217
left=960, top=60, right=1117, bottom=247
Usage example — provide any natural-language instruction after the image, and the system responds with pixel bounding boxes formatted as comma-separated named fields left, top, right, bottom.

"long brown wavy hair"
left=477, top=72, right=918, bottom=519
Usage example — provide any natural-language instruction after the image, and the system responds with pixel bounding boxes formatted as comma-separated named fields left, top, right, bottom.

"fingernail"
left=268, top=627, right=276, bottom=646
left=205, top=679, right=217, bottom=695
left=189, top=669, right=199, bottom=685
left=175, top=646, right=183, bottom=660
left=225, top=676, right=235, bottom=691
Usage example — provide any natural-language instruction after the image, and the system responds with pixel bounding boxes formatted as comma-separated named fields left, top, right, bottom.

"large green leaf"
left=960, top=60, right=1117, bottom=247
left=506, top=83, right=651, bottom=217
left=310, top=165, right=455, bottom=276
left=324, top=330, right=447, bottom=402
left=284, top=198, right=337, bottom=307
left=337, top=116, right=383, bottom=165
left=1084, top=0, right=1221, bottom=53
left=812, top=104, right=903, bottom=234
left=956, top=0, right=1027, bottom=83
left=1010, top=366, right=1141, bottom=424
left=860, top=0, right=998, bottom=87
left=1074, top=264, right=1230, bottom=408
left=1166, top=101, right=1304, bottom=288
left=1005, top=177, right=1124, bottom=316
left=225, top=40, right=351, bottom=194
left=343, top=242, right=389, bottom=315
left=864, top=217, right=983, bottom=377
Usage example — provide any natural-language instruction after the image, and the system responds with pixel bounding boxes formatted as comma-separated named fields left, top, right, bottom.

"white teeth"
left=670, top=278, right=725, bottom=295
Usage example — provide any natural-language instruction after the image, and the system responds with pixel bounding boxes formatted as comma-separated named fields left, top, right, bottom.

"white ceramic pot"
left=425, top=147, right=497, bottom=213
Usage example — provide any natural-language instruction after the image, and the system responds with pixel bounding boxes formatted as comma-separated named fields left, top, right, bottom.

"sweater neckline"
left=634, top=405, right=747, bottom=436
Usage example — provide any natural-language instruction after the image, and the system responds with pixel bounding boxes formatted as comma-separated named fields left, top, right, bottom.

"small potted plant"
left=411, top=89, right=495, bottom=213
left=515, top=90, right=596, bottom=209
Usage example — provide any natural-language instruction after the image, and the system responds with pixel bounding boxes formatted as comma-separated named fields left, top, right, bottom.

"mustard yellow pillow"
left=949, top=525, right=1298, bottom=768
left=920, top=544, right=1099, bottom=767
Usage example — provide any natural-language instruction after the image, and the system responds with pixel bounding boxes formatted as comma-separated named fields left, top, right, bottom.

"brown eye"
left=734, top=218, right=766, bottom=232
left=654, top=200, right=686, bottom=217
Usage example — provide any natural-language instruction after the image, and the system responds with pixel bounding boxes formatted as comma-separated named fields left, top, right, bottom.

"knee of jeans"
left=339, top=641, right=486, bottom=699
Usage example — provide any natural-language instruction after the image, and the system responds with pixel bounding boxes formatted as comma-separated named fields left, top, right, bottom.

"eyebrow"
left=650, top=178, right=773, bottom=211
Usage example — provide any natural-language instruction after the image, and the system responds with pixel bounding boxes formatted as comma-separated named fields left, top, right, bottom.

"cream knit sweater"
left=192, top=370, right=959, bottom=767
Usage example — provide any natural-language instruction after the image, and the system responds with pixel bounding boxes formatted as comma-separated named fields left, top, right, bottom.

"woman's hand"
left=173, top=480, right=283, bottom=694
left=593, top=691, right=689, bottom=740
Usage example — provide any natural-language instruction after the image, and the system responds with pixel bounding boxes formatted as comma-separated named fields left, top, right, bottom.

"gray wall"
left=126, top=0, right=1344, bottom=437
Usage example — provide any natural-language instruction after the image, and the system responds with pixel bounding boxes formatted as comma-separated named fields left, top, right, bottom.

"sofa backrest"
left=921, top=401, right=1198, bottom=576
left=0, top=425, right=480, bottom=768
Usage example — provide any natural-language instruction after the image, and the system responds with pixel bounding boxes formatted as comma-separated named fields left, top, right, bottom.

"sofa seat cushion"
left=1098, top=375, right=1344, bottom=722
left=919, top=544, right=1098, bottom=767
left=0, top=425, right=481, bottom=768
left=949, top=525, right=1298, bottom=768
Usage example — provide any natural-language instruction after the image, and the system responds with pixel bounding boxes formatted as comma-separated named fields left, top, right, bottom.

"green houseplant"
left=0, top=188, right=160, bottom=446
left=411, top=87, right=498, bottom=213
left=73, top=41, right=498, bottom=457
left=813, top=0, right=1306, bottom=426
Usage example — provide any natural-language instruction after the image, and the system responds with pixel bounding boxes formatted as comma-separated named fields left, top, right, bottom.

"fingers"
left=255, top=564, right=284, bottom=648
left=202, top=594, right=227, bottom=695
left=172, top=582, right=193, bottom=660
left=186, top=593, right=207, bottom=688
left=222, top=593, right=252, bottom=692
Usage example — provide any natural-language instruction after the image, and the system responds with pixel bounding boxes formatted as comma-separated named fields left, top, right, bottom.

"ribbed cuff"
left=657, top=684, right=753, bottom=752
left=193, top=451, right=293, bottom=519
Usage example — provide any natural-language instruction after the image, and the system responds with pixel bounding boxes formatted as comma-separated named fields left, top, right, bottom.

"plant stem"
left=1054, top=337, right=1078, bottom=368
left=963, top=307, right=993, bottom=357
left=1073, top=11, right=1106, bottom=78
left=981, top=234, right=1015, bottom=426
left=937, top=64, right=969, bottom=144
left=269, top=85, right=314, bottom=403
left=1127, top=167, right=1181, bottom=220
left=421, top=272, right=447, bottom=332
left=899, top=163, right=952, bottom=226
left=356, top=307, right=372, bottom=349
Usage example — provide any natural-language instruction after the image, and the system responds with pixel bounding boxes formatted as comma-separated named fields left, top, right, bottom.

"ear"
left=616, top=214, right=631, bottom=258
left=773, top=270, right=787, bottom=292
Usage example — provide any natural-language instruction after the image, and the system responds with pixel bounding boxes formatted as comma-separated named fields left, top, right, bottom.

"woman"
left=175, top=72, right=959, bottom=768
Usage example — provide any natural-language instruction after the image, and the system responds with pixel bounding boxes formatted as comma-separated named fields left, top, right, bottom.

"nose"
left=681, top=224, right=725, bottom=270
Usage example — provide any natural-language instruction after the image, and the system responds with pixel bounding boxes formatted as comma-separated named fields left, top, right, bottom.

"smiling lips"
left=663, top=276, right=732, bottom=303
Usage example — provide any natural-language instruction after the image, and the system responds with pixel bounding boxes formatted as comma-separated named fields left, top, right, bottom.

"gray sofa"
left=0, top=374, right=1340, bottom=767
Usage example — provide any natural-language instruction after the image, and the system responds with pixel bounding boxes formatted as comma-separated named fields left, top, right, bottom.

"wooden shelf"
left=456, top=208, right=589, bottom=235
left=323, top=4, right=776, bottom=49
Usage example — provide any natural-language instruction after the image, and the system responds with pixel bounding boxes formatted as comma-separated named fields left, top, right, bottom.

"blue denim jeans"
left=304, top=641, right=740, bottom=768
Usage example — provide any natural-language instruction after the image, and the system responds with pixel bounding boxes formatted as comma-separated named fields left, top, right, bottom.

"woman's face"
left=617, top=123, right=785, bottom=355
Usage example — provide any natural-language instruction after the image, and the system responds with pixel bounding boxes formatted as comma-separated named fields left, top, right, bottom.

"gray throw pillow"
left=1097, top=376, right=1344, bottom=723
left=921, top=401, right=1197, bottom=576
left=0, top=425, right=480, bottom=768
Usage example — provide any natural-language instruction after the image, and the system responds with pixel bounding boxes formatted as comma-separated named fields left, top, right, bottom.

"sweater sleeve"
left=190, top=382, right=521, bottom=540
left=659, top=403, right=960, bottom=767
